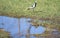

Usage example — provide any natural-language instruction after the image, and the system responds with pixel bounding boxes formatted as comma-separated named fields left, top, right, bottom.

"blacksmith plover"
left=28, top=1, right=37, bottom=11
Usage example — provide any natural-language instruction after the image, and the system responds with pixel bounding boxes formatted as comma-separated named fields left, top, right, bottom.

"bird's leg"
left=33, top=8, right=34, bottom=12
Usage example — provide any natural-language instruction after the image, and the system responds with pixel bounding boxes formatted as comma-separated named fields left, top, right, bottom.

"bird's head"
left=35, top=1, right=37, bottom=5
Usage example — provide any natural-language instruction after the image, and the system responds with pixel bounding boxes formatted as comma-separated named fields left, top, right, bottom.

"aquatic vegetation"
left=0, top=28, right=12, bottom=38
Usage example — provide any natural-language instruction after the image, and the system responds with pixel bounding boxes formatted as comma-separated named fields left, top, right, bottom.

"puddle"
left=0, top=16, right=60, bottom=38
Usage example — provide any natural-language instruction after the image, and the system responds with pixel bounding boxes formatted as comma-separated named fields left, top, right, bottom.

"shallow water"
left=0, top=16, right=60, bottom=38
left=0, top=16, right=46, bottom=38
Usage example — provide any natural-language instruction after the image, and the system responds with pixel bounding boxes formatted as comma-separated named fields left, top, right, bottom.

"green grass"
left=0, top=0, right=60, bottom=18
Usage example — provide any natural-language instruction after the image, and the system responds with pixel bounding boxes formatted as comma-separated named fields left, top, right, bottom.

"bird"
left=27, top=1, right=37, bottom=11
